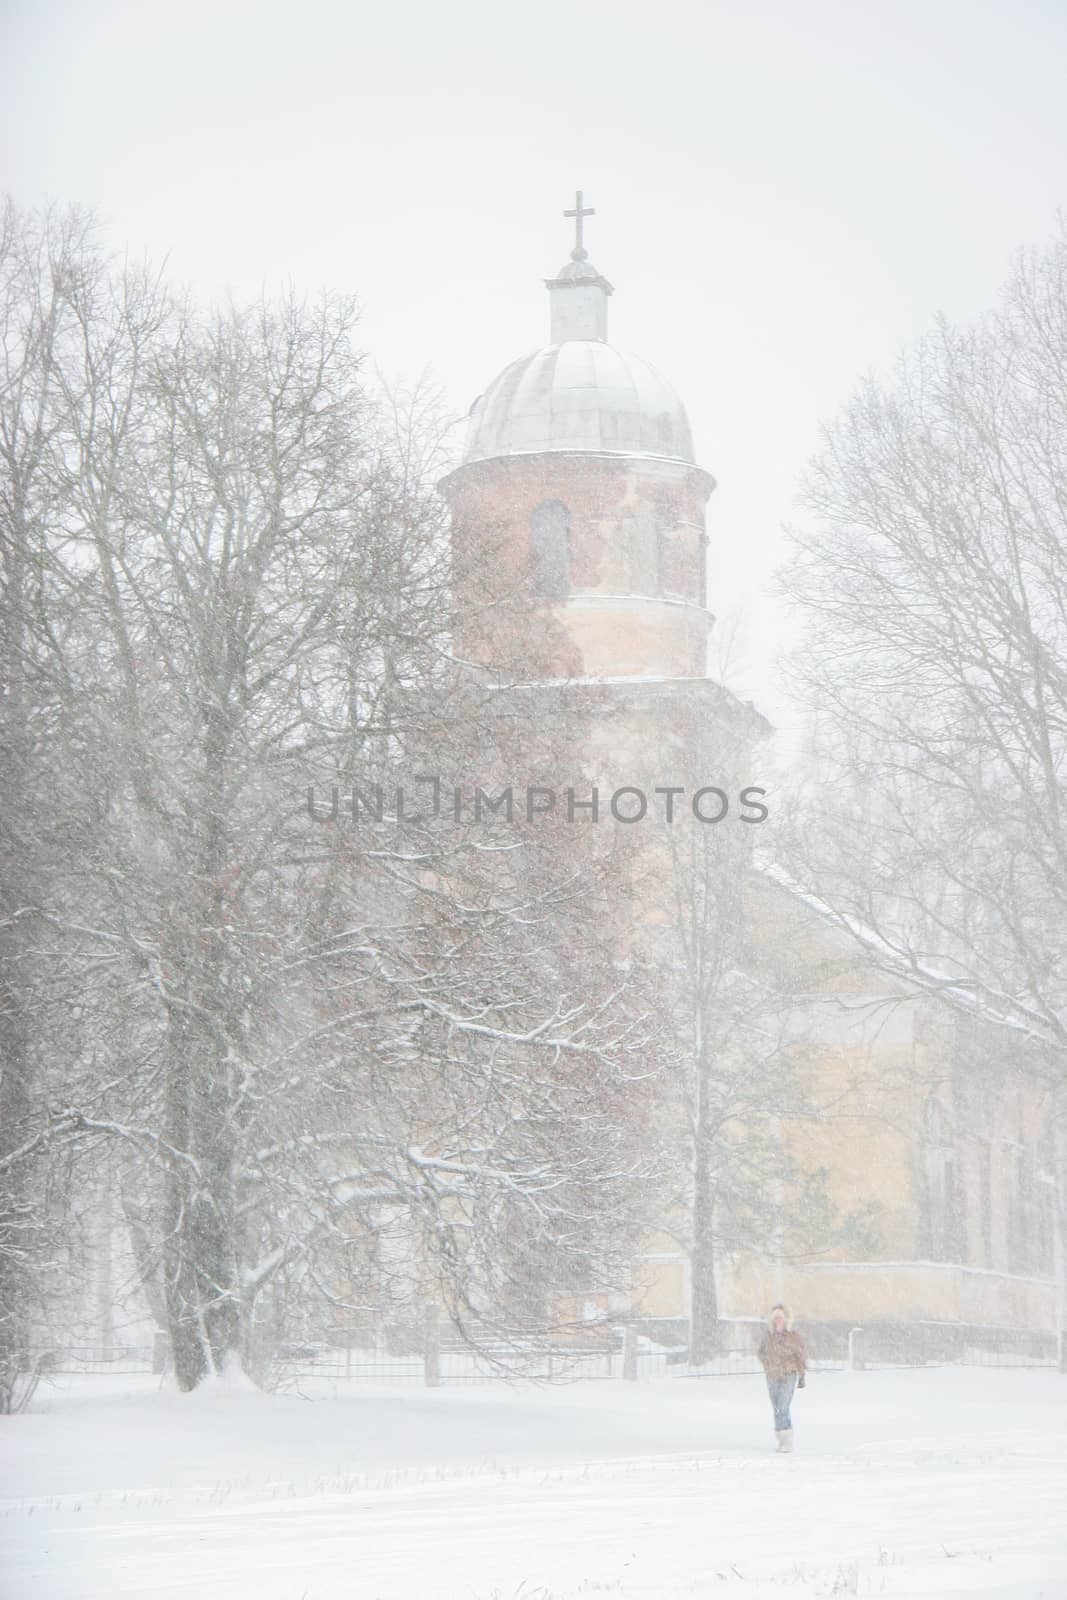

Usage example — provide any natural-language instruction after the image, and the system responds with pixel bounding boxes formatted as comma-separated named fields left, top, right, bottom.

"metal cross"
left=564, top=190, right=595, bottom=259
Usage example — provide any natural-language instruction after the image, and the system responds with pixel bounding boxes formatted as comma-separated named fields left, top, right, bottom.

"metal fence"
left=28, top=1316, right=1062, bottom=1390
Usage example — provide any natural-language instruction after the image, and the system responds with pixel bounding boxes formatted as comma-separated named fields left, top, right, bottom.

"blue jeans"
left=767, top=1375, right=796, bottom=1430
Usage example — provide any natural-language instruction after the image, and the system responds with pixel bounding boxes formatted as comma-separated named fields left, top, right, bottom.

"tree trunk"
left=689, top=1075, right=720, bottom=1363
left=1054, top=1115, right=1067, bottom=1374
left=161, top=996, right=241, bottom=1390
left=0, top=957, right=31, bottom=1414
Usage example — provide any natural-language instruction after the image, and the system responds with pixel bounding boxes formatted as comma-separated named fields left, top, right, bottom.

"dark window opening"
left=627, top=506, right=660, bottom=595
left=1009, top=1140, right=1055, bottom=1277
left=920, top=1096, right=964, bottom=1263
left=977, top=1140, right=993, bottom=1267
left=531, top=500, right=570, bottom=599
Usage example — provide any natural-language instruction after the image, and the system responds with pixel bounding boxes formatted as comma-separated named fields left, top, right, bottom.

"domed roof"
left=462, top=341, right=696, bottom=466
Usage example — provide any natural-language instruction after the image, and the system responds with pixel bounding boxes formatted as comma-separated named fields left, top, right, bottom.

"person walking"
left=756, top=1303, right=807, bottom=1452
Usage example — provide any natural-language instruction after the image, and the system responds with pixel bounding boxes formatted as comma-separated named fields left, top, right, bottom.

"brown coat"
left=757, top=1309, right=807, bottom=1380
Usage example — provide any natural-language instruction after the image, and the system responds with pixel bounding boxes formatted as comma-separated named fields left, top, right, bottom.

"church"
left=437, top=194, right=1060, bottom=1367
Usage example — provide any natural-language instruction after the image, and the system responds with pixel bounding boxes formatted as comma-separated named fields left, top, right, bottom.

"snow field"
left=2, top=1366, right=1066, bottom=1598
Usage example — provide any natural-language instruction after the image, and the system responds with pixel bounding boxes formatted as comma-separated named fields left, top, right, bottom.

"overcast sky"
left=4, top=0, right=1067, bottom=725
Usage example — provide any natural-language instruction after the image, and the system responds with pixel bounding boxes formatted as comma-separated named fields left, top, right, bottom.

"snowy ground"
left=2, top=1367, right=1066, bottom=1598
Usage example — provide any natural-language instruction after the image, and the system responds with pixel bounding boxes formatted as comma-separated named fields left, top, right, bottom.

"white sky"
left=4, top=0, right=1067, bottom=725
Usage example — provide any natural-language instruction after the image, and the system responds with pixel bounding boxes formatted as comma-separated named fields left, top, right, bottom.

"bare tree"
left=0, top=199, right=663, bottom=1390
left=628, top=697, right=862, bottom=1361
left=0, top=199, right=104, bottom=1408
left=778, top=219, right=1067, bottom=1362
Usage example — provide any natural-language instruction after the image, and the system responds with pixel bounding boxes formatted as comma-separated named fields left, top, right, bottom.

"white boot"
left=775, top=1429, right=788, bottom=1451
left=779, top=1427, right=793, bottom=1452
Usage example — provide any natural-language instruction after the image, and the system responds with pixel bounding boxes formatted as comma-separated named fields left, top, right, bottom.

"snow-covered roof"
left=755, top=860, right=1047, bottom=1046
left=462, top=342, right=696, bottom=467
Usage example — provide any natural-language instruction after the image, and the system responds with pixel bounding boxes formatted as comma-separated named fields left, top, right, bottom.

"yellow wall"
left=725, top=1258, right=1054, bottom=1329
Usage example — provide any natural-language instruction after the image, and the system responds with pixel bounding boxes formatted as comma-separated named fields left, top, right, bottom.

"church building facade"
left=438, top=195, right=1060, bottom=1365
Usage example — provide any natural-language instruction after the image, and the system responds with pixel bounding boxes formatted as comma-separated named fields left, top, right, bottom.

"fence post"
left=847, top=1326, right=865, bottom=1371
left=423, top=1303, right=441, bottom=1388
left=622, top=1324, right=638, bottom=1382
left=151, top=1330, right=170, bottom=1375
left=1050, top=1118, right=1067, bottom=1373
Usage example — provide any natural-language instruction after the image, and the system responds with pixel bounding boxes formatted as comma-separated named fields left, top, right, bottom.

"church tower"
left=439, top=193, right=717, bottom=683
left=438, top=199, right=770, bottom=1340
